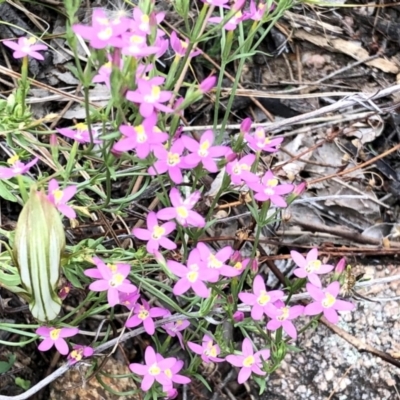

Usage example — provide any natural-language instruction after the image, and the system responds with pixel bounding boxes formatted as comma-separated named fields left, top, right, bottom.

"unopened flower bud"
left=335, top=257, right=346, bottom=273
left=251, top=259, right=259, bottom=274
left=199, top=76, right=216, bottom=93
left=240, top=117, right=252, bottom=135
left=293, top=182, right=307, bottom=197
left=231, top=250, right=242, bottom=264
left=14, top=186, right=65, bottom=321
left=233, top=311, right=244, bottom=322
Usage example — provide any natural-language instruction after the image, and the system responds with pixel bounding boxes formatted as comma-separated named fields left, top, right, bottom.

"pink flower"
left=3, top=36, right=48, bottom=60
left=196, top=242, right=240, bottom=281
left=72, top=9, right=129, bottom=49
left=56, top=123, right=101, bottom=144
left=129, top=346, right=175, bottom=391
left=133, top=212, right=176, bottom=254
left=67, top=345, right=94, bottom=364
left=113, top=115, right=168, bottom=158
left=119, top=291, right=140, bottom=310
left=0, top=155, right=38, bottom=179
left=249, top=0, right=269, bottom=21
left=209, top=8, right=248, bottom=31
left=266, top=301, right=304, bottom=340
left=126, top=78, right=173, bottom=118
left=157, top=188, right=205, bottom=228
left=121, top=31, right=160, bottom=57
left=170, top=32, right=200, bottom=58
left=187, top=334, right=224, bottom=363
left=131, top=7, right=165, bottom=35
left=226, top=338, right=270, bottom=384
left=47, top=179, right=77, bottom=219
left=162, top=319, right=190, bottom=349
left=248, top=170, right=293, bottom=206
left=291, top=248, right=334, bottom=286
left=125, top=300, right=169, bottom=335
left=182, top=130, right=229, bottom=172
left=226, top=154, right=258, bottom=185
left=304, top=282, right=355, bottom=324
left=148, top=139, right=190, bottom=184
left=167, top=249, right=215, bottom=298
left=238, top=275, right=283, bottom=320
left=161, top=358, right=191, bottom=391
left=36, top=326, right=79, bottom=355
left=245, top=127, right=283, bottom=152
left=84, top=257, right=137, bottom=307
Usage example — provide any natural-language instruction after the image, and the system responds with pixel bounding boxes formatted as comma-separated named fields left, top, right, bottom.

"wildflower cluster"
left=0, top=1, right=358, bottom=399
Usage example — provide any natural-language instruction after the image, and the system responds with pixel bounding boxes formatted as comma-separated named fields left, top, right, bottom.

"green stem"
left=17, top=175, right=28, bottom=203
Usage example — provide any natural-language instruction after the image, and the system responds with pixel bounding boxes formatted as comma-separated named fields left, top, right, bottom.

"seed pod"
left=13, top=186, right=65, bottom=321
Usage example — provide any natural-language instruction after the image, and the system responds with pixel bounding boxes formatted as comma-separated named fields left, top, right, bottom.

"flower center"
left=152, top=225, right=165, bottom=240
left=167, top=152, right=180, bottom=166
left=177, top=206, right=188, bottom=218
left=7, top=155, right=19, bottom=166
left=75, top=123, right=88, bottom=132
left=70, top=349, right=83, bottom=362
left=98, top=27, right=113, bottom=40
left=277, top=307, right=290, bottom=321
left=257, top=290, right=270, bottom=306
left=198, top=140, right=210, bottom=157
left=208, top=254, right=222, bottom=269
left=243, top=355, right=255, bottom=367
left=234, top=261, right=243, bottom=270
left=110, top=273, right=124, bottom=287
left=267, top=178, right=278, bottom=187
left=322, top=292, right=336, bottom=308
left=204, top=345, right=218, bottom=357
left=187, top=271, right=198, bottom=282
left=306, top=260, right=321, bottom=273
left=50, top=329, right=61, bottom=340
left=52, top=189, right=64, bottom=204
left=140, top=15, right=149, bottom=31
left=136, top=125, right=147, bottom=143
left=130, top=34, right=144, bottom=45
left=264, top=187, right=275, bottom=196
left=144, top=86, right=161, bottom=103
left=138, top=309, right=150, bottom=320
left=107, top=264, right=118, bottom=273
left=148, top=363, right=161, bottom=376
left=165, top=368, right=172, bottom=378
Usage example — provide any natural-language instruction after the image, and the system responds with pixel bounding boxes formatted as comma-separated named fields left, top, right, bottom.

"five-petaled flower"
left=291, top=248, right=334, bottom=287
left=187, top=334, right=225, bottom=363
left=84, top=257, right=137, bottom=307
left=157, top=188, right=205, bottom=228
left=3, top=36, right=48, bottom=60
left=182, top=130, right=229, bottom=173
left=226, top=338, right=270, bottom=384
left=226, top=154, right=258, bottom=185
left=36, top=326, right=79, bottom=355
left=56, top=123, right=101, bottom=144
left=167, top=248, right=215, bottom=298
left=113, top=114, right=168, bottom=158
left=304, top=281, right=355, bottom=324
left=0, top=155, right=38, bottom=179
left=67, top=345, right=94, bottom=364
left=161, top=357, right=191, bottom=392
left=125, top=299, right=169, bottom=335
left=266, top=300, right=304, bottom=340
left=148, top=139, right=190, bottom=184
left=129, top=346, right=176, bottom=391
left=47, top=179, right=77, bottom=219
left=197, top=243, right=241, bottom=281
left=133, top=212, right=176, bottom=254
left=170, top=31, right=200, bottom=58
left=239, top=275, right=283, bottom=320
left=245, top=127, right=283, bottom=153
left=162, top=319, right=190, bottom=349
left=248, top=170, right=293, bottom=206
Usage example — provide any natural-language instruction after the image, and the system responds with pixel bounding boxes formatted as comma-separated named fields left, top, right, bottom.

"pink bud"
left=165, top=389, right=178, bottom=399
left=293, top=182, right=307, bottom=196
left=233, top=0, right=246, bottom=11
left=251, top=259, right=259, bottom=274
left=233, top=311, right=244, bottom=322
left=240, top=117, right=252, bottom=134
left=199, top=76, right=216, bottom=93
left=225, top=149, right=237, bottom=162
left=58, top=282, right=72, bottom=300
left=231, top=250, right=242, bottom=264
left=335, top=258, right=346, bottom=273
